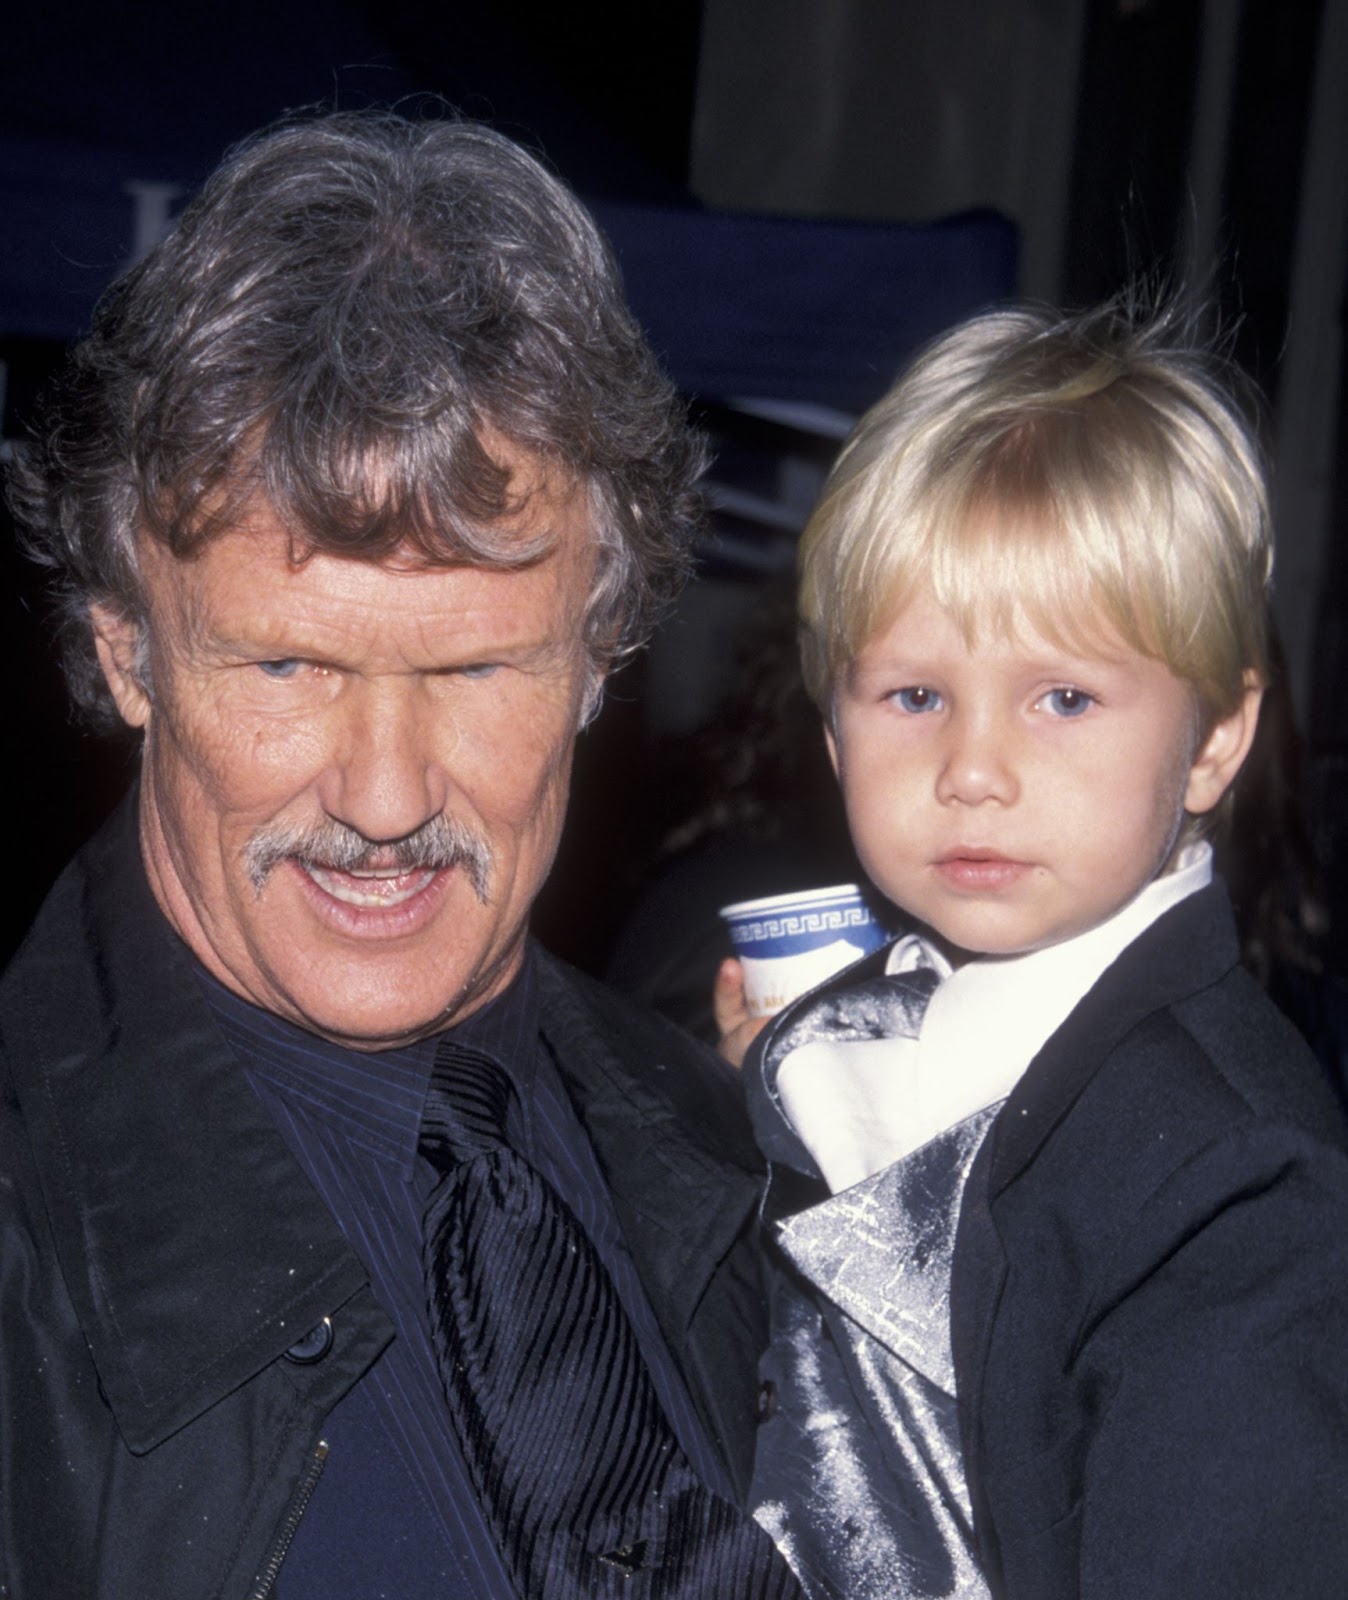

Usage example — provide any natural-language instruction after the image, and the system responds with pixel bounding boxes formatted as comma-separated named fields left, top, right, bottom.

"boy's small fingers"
left=713, top=958, right=747, bottom=1027
left=715, top=956, right=743, bottom=989
left=718, top=1013, right=770, bottom=1071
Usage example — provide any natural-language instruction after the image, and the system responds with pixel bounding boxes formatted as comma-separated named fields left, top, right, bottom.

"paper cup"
left=719, top=883, right=889, bottom=1018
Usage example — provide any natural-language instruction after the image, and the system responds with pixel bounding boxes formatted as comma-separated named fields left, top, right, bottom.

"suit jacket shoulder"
left=953, top=884, right=1348, bottom=1599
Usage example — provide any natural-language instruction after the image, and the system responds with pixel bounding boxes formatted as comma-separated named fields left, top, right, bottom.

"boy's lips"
left=933, top=848, right=1032, bottom=890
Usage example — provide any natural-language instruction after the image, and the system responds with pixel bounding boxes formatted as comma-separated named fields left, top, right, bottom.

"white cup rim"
left=718, top=882, right=867, bottom=921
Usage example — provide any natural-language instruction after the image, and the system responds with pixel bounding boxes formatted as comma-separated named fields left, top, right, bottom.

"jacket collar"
left=984, top=882, right=1240, bottom=1197
left=5, top=800, right=768, bottom=1464
left=746, top=943, right=907, bottom=1177
left=950, top=881, right=1241, bottom=1589
left=535, top=950, right=764, bottom=1343
left=1, top=799, right=377, bottom=1454
left=535, top=951, right=769, bottom=1492
left=746, top=884, right=1240, bottom=1202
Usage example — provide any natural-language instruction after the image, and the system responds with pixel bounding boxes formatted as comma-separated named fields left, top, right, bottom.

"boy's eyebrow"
left=847, top=636, right=1148, bottom=677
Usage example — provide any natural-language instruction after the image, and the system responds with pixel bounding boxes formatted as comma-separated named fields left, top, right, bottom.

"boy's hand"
left=714, top=957, right=770, bottom=1069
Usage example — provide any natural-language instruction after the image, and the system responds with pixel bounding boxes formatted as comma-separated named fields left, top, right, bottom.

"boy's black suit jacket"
left=947, top=882, right=1348, bottom=1596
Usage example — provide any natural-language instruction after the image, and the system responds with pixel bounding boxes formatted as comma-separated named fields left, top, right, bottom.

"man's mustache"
left=243, top=814, right=494, bottom=904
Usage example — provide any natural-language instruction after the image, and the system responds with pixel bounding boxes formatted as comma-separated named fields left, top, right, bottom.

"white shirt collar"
left=777, top=844, right=1213, bottom=1192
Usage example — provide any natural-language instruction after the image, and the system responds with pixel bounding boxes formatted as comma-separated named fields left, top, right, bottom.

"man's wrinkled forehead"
left=145, top=450, right=596, bottom=587
left=139, top=420, right=593, bottom=571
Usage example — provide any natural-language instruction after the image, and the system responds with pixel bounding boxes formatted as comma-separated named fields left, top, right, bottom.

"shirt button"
left=756, top=1379, right=779, bottom=1422
left=284, top=1317, right=334, bottom=1365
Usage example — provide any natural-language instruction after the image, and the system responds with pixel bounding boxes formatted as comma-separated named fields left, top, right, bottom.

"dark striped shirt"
left=202, top=943, right=724, bottom=1598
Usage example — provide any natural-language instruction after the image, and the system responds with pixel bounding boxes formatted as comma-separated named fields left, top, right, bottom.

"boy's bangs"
left=802, top=301, right=1272, bottom=716
left=872, top=474, right=1172, bottom=667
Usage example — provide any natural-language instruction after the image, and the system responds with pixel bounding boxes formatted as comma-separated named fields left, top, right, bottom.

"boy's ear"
left=91, top=603, right=153, bottom=730
left=1184, top=673, right=1263, bottom=817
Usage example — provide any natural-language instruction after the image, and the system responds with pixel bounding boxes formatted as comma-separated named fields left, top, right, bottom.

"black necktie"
left=419, top=1042, right=803, bottom=1598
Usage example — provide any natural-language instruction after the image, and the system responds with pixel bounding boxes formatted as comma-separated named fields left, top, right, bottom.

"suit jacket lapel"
left=535, top=952, right=767, bottom=1493
left=776, top=1104, right=996, bottom=1392
left=950, top=1128, right=1010, bottom=1589
left=950, top=881, right=1241, bottom=1589
left=0, top=799, right=380, bottom=1453
left=986, top=885, right=1240, bottom=1197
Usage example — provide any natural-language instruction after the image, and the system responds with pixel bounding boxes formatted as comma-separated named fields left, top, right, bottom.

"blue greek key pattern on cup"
left=739, top=905, right=874, bottom=943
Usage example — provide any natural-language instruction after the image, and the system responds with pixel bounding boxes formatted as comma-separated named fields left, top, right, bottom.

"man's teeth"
left=305, top=864, right=436, bottom=907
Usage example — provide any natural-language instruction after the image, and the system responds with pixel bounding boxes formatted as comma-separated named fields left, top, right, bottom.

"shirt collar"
left=200, top=944, right=541, bottom=1178
left=776, top=844, right=1213, bottom=1191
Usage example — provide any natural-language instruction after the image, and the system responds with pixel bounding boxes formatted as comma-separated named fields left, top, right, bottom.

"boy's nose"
left=935, top=718, right=1020, bottom=807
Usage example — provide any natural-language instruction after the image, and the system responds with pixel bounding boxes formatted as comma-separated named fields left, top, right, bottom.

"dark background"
left=2, top=0, right=1345, bottom=1017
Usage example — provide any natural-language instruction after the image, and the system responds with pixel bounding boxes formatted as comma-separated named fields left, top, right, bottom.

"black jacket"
left=755, top=884, right=1348, bottom=1598
left=0, top=810, right=769, bottom=1598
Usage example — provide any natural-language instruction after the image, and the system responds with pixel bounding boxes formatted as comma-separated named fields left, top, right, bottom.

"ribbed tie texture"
left=420, top=1043, right=803, bottom=1598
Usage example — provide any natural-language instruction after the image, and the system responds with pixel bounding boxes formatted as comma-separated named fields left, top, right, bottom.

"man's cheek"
left=195, top=717, right=327, bottom=805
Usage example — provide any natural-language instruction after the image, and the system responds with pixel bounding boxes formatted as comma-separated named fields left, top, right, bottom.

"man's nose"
left=934, top=711, right=1020, bottom=807
left=317, top=679, right=450, bottom=842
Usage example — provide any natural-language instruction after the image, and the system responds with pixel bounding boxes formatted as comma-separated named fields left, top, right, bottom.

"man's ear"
left=1184, top=673, right=1263, bottom=817
left=90, top=603, right=152, bottom=730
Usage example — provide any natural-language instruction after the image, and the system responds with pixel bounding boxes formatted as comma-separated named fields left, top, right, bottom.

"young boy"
left=729, top=304, right=1348, bottom=1598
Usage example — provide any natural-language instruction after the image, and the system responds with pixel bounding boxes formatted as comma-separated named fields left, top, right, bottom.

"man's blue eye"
left=1044, top=687, right=1092, bottom=717
left=459, top=664, right=500, bottom=680
left=893, top=685, right=941, bottom=714
left=257, top=659, right=301, bottom=679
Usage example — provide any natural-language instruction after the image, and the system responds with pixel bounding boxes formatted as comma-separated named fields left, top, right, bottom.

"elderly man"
left=1, top=115, right=798, bottom=1600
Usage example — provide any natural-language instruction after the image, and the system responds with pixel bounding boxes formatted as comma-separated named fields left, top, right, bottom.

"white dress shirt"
left=777, top=845, right=1213, bottom=1193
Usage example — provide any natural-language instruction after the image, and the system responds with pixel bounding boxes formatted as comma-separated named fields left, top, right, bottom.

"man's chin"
left=235, top=931, right=521, bottom=1051
left=258, top=986, right=475, bottom=1052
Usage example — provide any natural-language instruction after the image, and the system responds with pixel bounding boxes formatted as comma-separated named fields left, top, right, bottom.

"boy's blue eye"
left=1043, top=686, right=1093, bottom=717
left=893, top=685, right=941, bottom=714
left=257, top=659, right=302, bottom=679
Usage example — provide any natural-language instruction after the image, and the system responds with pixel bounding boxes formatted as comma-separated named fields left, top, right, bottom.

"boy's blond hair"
left=798, top=302, right=1272, bottom=729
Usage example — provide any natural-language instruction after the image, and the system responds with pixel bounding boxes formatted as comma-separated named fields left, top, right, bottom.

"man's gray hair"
left=8, top=111, right=705, bottom=723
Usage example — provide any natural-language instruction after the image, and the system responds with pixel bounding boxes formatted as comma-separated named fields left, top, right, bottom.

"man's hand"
left=714, top=958, right=770, bottom=1069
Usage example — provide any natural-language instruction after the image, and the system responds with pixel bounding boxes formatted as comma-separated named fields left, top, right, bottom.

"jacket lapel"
left=985, top=885, right=1240, bottom=1198
left=949, top=883, right=1240, bottom=1589
left=775, top=1104, right=997, bottom=1392
left=1, top=802, right=380, bottom=1454
left=536, top=952, right=767, bottom=1492
left=950, top=1129, right=1010, bottom=1589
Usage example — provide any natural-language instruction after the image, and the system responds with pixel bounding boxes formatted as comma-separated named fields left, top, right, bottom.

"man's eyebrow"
left=193, top=623, right=295, bottom=655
